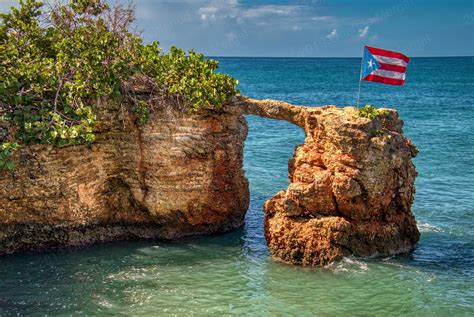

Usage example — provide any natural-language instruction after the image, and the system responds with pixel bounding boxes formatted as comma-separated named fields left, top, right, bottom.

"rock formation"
left=233, top=96, right=420, bottom=266
left=0, top=94, right=419, bottom=266
left=0, top=98, right=249, bottom=255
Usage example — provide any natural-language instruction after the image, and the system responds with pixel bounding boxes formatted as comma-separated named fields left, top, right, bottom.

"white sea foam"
left=326, top=257, right=369, bottom=273
left=417, top=222, right=443, bottom=233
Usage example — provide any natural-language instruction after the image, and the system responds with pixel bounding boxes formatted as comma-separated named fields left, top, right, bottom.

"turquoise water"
left=1, top=57, right=473, bottom=316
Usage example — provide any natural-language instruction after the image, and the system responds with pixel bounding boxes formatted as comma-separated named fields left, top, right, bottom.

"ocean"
left=0, top=57, right=473, bottom=316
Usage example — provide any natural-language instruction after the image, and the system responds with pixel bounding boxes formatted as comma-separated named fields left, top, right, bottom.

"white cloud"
left=326, top=29, right=338, bottom=39
left=198, top=5, right=218, bottom=21
left=311, top=16, right=334, bottom=22
left=200, top=13, right=216, bottom=21
left=358, top=26, right=370, bottom=38
left=2, top=0, right=404, bottom=57
left=134, top=0, right=326, bottom=47
left=194, top=1, right=305, bottom=24
left=240, top=5, right=302, bottom=19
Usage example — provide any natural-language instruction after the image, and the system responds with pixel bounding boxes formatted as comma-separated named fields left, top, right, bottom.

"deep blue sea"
left=0, top=57, right=473, bottom=316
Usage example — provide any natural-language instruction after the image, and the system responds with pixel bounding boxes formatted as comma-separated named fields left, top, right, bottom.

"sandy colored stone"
left=0, top=95, right=419, bottom=266
left=0, top=99, right=249, bottom=254
left=232, top=96, right=420, bottom=267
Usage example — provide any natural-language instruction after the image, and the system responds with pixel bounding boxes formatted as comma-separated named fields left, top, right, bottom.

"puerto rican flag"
left=361, top=46, right=410, bottom=86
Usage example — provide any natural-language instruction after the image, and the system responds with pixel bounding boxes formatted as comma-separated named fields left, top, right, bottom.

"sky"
left=1, top=0, right=473, bottom=57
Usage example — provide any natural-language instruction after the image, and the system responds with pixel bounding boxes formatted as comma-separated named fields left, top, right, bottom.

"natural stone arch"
left=0, top=94, right=419, bottom=266
left=232, top=96, right=420, bottom=266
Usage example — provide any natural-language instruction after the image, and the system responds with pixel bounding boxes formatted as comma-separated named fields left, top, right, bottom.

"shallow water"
left=1, top=57, right=473, bottom=316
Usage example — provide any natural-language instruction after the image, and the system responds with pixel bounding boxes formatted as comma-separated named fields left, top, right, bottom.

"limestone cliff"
left=0, top=95, right=419, bottom=266
left=233, top=96, right=420, bottom=266
left=0, top=99, right=249, bottom=255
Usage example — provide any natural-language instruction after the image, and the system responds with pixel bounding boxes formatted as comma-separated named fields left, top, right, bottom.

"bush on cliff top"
left=0, top=0, right=239, bottom=168
left=357, top=105, right=390, bottom=120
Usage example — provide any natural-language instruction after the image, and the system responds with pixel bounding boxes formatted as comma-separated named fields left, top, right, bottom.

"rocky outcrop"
left=233, top=96, right=420, bottom=266
left=0, top=99, right=249, bottom=255
left=0, top=94, right=419, bottom=264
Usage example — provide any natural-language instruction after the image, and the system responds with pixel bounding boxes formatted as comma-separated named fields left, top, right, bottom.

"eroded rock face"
left=234, top=97, right=420, bottom=266
left=0, top=95, right=419, bottom=264
left=0, top=100, right=249, bottom=254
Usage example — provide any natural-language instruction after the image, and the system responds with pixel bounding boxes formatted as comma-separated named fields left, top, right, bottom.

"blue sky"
left=1, top=0, right=473, bottom=57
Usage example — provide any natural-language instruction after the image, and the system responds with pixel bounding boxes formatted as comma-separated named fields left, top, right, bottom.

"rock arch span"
left=234, top=96, right=420, bottom=266
left=0, top=95, right=419, bottom=266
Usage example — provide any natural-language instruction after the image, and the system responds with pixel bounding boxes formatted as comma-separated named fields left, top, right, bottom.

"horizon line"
left=208, top=55, right=474, bottom=59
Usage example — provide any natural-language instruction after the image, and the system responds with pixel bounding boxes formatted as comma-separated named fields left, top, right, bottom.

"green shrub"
left=0, top=0, right=239, bottom=168
left=0, top=142, right=20, bottom=170
left=357, top=105, right=390, bottom=120
left=132, top=101, right=150, bottom=126
left=370, top=129, right=383, bottom=137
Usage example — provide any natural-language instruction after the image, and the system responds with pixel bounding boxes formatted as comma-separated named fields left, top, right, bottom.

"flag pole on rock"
left=357, top=45, right=410, bottom=107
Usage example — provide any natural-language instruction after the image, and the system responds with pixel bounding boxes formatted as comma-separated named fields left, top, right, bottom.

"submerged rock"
left=234, top=97, right=420, bottom=266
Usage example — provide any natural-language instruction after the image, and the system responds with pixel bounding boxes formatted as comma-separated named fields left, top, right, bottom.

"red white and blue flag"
left=361, top=46, right=410, bottom=86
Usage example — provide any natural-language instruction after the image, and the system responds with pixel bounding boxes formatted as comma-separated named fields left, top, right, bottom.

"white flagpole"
left=356, top=46, right=364, bottom=108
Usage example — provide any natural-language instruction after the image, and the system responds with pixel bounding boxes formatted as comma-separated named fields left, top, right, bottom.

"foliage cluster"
left=0, top=0, right=239, bottom=169
left=370, top=129, right=383, bottom=137
left=0, top=142, right=19, bottom=170
left=357, top=105, right=390, bottom=120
